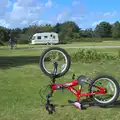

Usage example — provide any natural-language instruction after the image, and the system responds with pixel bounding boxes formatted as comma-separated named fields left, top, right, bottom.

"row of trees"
left=0, top=21, right=120, bottom=45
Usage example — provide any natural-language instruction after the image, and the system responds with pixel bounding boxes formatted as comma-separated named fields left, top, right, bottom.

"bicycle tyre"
left=40, top=47, right=71, bottom=78
left=89, top=75, right=120, bottom=106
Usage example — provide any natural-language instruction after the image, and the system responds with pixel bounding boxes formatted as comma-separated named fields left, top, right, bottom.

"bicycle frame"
left=40, top=48, right=119, bottom=114
left=49, top=79, right=106, bottom=101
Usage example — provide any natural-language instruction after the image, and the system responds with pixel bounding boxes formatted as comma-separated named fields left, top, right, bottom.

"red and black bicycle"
left=39, top=47, right=120, bottom=114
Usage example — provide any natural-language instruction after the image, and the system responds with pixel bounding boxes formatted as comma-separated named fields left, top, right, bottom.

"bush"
left=16, top=34, right=29, bottom=44
left=17, top=39, right=29, bottom=44
left=71, top=49, right=117, bottom=63
left=0, top=40, right=4, bottom=46
left=66, top=37, right=103, bottom=42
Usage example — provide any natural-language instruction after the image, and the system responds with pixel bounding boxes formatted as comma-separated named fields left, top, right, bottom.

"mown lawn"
left=1, top=40, right=120, bottom=49
left=0, top=48, right=120, bottom=120
left=1, top=41, right=120, bottom=57
left=0, top=47, right=120, bottom=57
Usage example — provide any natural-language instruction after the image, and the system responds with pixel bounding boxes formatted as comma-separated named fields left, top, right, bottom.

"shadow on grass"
left=40, top=99, right=120, bottom=109
left=0, top=56, right=40, bottom=69
left=81, top=98, right=120, bottom=109
left=99, top=100, right=120, bottom=108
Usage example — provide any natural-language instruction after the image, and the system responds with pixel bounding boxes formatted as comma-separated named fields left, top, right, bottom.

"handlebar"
left=52, top=61, right=58, bottom=76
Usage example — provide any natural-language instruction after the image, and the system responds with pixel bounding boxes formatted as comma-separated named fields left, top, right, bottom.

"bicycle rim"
left=42, top=49, right=68, bottom=75
left=91, top=77, right=117, bottom=104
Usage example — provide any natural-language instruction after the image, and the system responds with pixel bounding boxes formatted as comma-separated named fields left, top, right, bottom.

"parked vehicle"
left=30, top=32, right=59, bottom=45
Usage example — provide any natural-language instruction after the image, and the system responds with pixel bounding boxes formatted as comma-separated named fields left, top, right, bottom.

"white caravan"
left=31, top=32, right=59, bottom=45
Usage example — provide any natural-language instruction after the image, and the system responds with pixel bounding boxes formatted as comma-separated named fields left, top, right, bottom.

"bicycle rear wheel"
left=89, top=75, right=120, bottom=106
left=40, top=47, right=71, bottom=78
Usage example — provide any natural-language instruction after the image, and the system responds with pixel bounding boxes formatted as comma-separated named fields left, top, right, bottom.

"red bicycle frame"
left=50, top=79, right=106, bottom=101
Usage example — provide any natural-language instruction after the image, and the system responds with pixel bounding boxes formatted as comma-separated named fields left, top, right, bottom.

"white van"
left=31, top=32, right=59, bottom=45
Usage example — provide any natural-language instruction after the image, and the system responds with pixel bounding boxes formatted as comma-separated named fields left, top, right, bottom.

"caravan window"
left=37, top=36, right=41, bottom=39
left=44, top=36, right=48, bottom=38
left=53, top=36, right=55, bottom=39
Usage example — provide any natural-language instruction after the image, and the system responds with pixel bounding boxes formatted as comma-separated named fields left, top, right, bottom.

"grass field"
left=0, top=60, right=120, bottom=120
left=0, top=47, right=120, bottom=57
left=0, top=44, right=120, bottom=120
left=0, top=41, right=120, bottom=56
left=1, top=41, right=120, bottom=49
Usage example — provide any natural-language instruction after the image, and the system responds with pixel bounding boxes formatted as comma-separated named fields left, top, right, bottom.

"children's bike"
left=39, top=47, right=120, bottom=114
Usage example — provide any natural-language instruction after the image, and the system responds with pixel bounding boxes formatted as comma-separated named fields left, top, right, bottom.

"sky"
left=0, top=0, right=119, bottom=29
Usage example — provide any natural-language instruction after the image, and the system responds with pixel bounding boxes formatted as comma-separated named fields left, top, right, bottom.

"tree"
left=81, top=28, right=94, bottom=38
left=22, top=27, right=28, bottom=34
left=0, top=31, right=4, bottom=45
left=0, top=26, right=9, bottom=44
left=95, top=21, right=112, bottom=37
left=17, top=34, right=30, bottom=44
left=0, top=27, right=5, bottom=41
left=54, top=23, right=61, bottom=33
left=60, top=21, right=80, bottom=33
left=112, top=21, right=120, bottom=38
left=26, top=24, right=54, bottom=36
left=58, top=21, right=80, bottom=42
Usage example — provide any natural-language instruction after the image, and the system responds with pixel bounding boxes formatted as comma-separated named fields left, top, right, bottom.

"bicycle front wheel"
left=89, top=75, right=120, bottom=106
left=40, top=47, right=71, bottom=78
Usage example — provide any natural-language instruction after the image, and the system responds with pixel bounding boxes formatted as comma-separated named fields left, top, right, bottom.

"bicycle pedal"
left=68, top=100, right=81, bottom=109
left=68, top=100, right=86, bottom=110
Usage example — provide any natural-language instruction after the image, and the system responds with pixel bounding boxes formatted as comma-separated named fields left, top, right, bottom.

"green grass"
left=1, top=41, right=120, bottom=57
left=0, top=49, right=43, bottom=56
left=0, top=47, right=120, bottom=57
left=1, top=40, right=120, bottom=49
left=0, top=50, right=120, bottom=120
left=0, top=46, right=120, bottom=120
